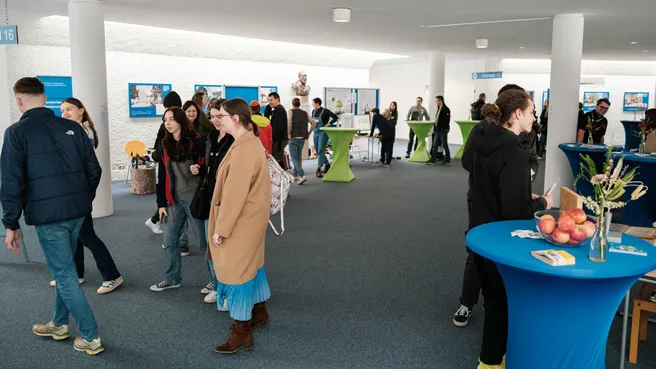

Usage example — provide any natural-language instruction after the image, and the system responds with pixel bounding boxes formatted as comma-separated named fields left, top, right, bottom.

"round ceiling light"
left=476, top=39, right=488, bottom=49
left=333, top=8, right=351, bottom=23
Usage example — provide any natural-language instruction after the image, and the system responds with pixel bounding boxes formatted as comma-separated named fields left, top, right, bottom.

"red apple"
left=540, top=214, right=555, bottom=221
left=539, top=218, right=556, bottom=234
left=552, top=228, right=571, bottom=244
left=568, top=209, right=587, bottom=224
left=567, top=239, right=579, bottom=245
left=557, top=215, right=576, bottom=232
left=570, top=227, right=587, bottom=242
left=581, top=221, right=596, bottom=238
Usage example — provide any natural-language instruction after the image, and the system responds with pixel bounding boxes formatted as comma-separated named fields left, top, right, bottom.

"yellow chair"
left=124, top=140, right=147, bottom=183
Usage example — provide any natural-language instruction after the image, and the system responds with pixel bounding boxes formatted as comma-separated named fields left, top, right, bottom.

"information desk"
left=466, top=220, right=656, bottom=369
left=611, top=152, right=656, bottom=227
left=621, top=120, right=643, bottom=152
left=454, top=120, right=478, bottom=159
left=406, top=121, right=433, bottom=163
left=320, top=127, right=359, bottom=182
left=559, top=143, right=623, bottom=201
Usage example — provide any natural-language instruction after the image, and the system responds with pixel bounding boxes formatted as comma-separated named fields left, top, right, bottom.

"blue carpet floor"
left=1, top=140, right=655, bottom=368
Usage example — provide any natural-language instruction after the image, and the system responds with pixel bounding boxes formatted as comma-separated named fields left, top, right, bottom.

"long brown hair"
left=62, top=98, right=99, bottom=149
left=221, top=98, right=260, bottom=137
left=482, top=90, right=532, bottom=128
left=162, top=107, right=193, bottom=161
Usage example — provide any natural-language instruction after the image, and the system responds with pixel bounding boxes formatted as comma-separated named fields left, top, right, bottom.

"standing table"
left=559, top=143, right=623, bottom=201
left=320, top=127, right=359, bottom=182
left=620, top=120, right=643, bottom=152
left=467, top=220, right=656, bottom=369
left=454, top=120, right=478, bottom=159
left=611, top=152, right=656, bottom=227
left=406, top=121, right=434, bottom=163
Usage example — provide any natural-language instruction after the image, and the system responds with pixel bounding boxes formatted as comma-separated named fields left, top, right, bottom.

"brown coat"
left=206, top=130, right=271, bottom=285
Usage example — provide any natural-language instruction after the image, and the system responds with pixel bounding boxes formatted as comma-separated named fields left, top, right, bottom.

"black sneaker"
left=453, top=305, right=472, bottom=327
left=425, top=160, right=435, bottom=166
left=405, top=153, right=410, bottom=159
left=323, top=164, right=331, bottom=173
left=441, top=160, right=451, bottom=166
left=180, top=246, right=190, bottom=256
left=150, top=281, right=181, bottom=292
left=316, top=168, right=323, bottom=178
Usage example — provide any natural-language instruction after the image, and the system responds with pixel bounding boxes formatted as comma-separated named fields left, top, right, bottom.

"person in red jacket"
left=250, top=100, right=272, bottom=156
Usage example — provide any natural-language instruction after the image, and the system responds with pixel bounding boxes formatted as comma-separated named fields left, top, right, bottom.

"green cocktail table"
left=454, top=120, right=479, bottom=159
left=321, top=127, right=360, bottom=182
left=407, top=121, right=434, bottom=162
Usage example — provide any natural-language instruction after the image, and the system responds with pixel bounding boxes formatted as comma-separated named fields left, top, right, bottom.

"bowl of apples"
left=534, top=209, right=597, bottom=247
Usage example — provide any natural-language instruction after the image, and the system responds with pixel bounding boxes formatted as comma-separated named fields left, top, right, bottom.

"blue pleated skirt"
left=216, top=267, right=271, bottom=321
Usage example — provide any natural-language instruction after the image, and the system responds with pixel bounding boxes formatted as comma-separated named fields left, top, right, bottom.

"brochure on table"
left=37, top=76, right=72, bottom=117
left=355, top=88, right=379, bottom=115
left=129, top=83, right=171, bottom=118
left=582, top=91, right=610, bottom=112
left=623, top=92, right=649, bottom=112
left=325, top=87, right=355, bottom=115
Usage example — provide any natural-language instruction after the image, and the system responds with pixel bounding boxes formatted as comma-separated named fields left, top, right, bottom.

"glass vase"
left=590, top=210, right=612, bottom=262
left=638, top=135, right=646, bottom=155
left=587, top=133, right=594, bottom=144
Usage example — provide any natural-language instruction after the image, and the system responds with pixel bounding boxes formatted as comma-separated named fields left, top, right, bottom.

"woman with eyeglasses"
left=58, top=98, right=123, bottom=295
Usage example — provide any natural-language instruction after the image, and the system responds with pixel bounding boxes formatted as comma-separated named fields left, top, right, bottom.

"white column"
left=428, top=51, right=445, bottom=150
left=69, top=0, right=113, bottom=218
left=0, top=46, right=10, bottom=152
left=544, top=14, right=584, bottom=204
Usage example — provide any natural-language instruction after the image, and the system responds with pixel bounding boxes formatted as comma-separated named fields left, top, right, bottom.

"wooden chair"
left=124, top=140, right=147, bottom=183
left=629, top=277, right=656, bottom=364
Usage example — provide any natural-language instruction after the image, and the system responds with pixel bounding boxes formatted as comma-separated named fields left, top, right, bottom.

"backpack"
left=267, top=153, right=294, bottom=236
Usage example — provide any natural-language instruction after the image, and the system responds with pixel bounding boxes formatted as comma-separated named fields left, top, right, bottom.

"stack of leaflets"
left=609, top=245, right=647, bottom=256
left=531, top=250, right=576, bottom=266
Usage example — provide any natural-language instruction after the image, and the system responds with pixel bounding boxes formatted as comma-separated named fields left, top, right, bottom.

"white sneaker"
left=145, top=218, right=164, bottom=235
left=97, top=276, right=123, bottom=295
left=200, top=282, right=214, bottom=294
left=219, top=297, right=229, bottom=312
left=73, top=336, right=104, bottom=356
left=50, top=278, right=84, bottom=287
left=204, top=291, right=217, bottom=304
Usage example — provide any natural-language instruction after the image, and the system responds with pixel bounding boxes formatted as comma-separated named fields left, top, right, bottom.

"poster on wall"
left=541, top=89, right=550, bottom=108
left=355, top=88, right=379, bottom=115
left=527, top=91, right=535, bottom=102
left=129, top=83, right=171, bottom=118
left=623, top=92, right=649, bottom=112
left=582, top=91, right=610, bottom=112
left=195, top=84, right=223, bottom=101
left=259, top=86, right=277, bottom=106
left=37, top=76, right=72, bottom=117
left=325, top=88, right=354, bottom=115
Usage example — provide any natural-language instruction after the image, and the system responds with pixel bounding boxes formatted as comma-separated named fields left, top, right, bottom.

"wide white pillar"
left=544, top=14, right=584, bottom=204
left=0, top=46, right=10, bottom=152
left=69, top=0, right=113, bottom=218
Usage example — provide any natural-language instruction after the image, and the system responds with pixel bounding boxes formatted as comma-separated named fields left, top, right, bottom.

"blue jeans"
left=289, top=139, right=305, bottom=177
left=204, top=220, right=218, bottom=290
left=162, top=200, right=207, bottom=285
left=36, top=217, right=98, bottom=341
left=313, top=128, right=329, bottom=167
left=180, top=218, right=188, bottom=246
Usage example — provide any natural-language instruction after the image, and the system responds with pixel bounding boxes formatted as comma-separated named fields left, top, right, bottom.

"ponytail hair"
left=484, top=90, right=532, bottom=127
left=482, top=103, right=502, bottom=124
left=221, top=98, right=260, bottom=137
left=62, top=98, right=99, bottom=148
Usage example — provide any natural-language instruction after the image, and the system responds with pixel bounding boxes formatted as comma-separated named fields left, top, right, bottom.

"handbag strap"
left=268, top=171, right=287, bottom=236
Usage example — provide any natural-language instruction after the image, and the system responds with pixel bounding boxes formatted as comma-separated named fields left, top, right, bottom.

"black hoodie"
left=469, top=122, right=546, bottom=230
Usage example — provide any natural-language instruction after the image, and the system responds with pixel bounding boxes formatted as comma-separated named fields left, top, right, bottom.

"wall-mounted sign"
left=0, top=25, right=18, bottom=45
left=37, top=76, right=72, bottom=117
left=472, top=71, right=502, bottom=80
left=582, top=91, right=610, bottom=112
left=194, top=84, right=223, bottom=100
left=128, top=83, right=172, bottom=118
left=542, top=89, right=550, bottom=108
left=623, top=92, right=649, bottom=112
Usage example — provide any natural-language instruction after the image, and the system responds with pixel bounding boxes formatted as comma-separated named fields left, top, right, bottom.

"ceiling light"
left=476, top=39, right=488, bottom=49
left=519, top=46, right=525, bottom=49
left=333, top=8, right=351, bottom=23
left=642, top=50, right=649, bottom=53
left=630, top=42, right=638, bottom=45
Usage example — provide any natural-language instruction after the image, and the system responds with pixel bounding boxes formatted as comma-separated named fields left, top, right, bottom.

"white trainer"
left=97, top=276, right=124, bottom=295
left=145, top=218, right=164, bottom=235
left=204, top=291, right=217, bottom=304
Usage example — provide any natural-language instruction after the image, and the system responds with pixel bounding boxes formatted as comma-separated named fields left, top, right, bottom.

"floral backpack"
left=267, top=153, right=294, bottom=236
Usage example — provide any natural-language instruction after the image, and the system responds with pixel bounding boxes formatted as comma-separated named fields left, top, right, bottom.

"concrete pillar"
left=544, top=14, right=584, bottom=204
left=428, top=51, right=445, bottom=150
left=69, top=0, right=113, bottom=218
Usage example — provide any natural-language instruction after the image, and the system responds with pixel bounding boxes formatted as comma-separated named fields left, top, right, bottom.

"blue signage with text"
left=472, top=71, right=503, bottom=80
left=37, top=76, right=73, bottom=117
left=0, top=25, right=18, bottom=45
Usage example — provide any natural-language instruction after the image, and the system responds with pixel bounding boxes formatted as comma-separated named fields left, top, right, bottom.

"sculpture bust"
left=291, top=71, right=311, bottom=96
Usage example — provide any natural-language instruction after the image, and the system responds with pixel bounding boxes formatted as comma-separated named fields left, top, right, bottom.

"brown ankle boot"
left=251, top=302, right=269, bottom=328
left=214, top=320, right=254, bottom=354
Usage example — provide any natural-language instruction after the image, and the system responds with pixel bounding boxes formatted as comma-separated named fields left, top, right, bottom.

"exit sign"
left=0, top=25, right=18, bottom=45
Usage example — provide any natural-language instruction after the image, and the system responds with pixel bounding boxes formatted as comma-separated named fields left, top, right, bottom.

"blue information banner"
left=0, top=25, right=18, bottom=45
left=37, top=76, right=73, bottom=117
left=129, top=83, right=172, bottom=118
left=623, top=92, right=650, bottom=112
left=582, top=91, right=610, bottom=112
left=472, top=71, right=502, bottom=80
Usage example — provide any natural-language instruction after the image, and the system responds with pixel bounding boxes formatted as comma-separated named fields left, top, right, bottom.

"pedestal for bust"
left=130, top=166, right=156, bottom=195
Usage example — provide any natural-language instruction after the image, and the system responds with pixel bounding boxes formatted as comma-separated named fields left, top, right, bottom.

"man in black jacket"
left=1, top=77, right=104, bottom=355
left=427, top=95, right=451, bottom=165
left=370, top=108, right=395, bottom=167
left=452, top=83, right=538, bottom=328
left=470, top=93, right=486, bottom=120
left=265, top=92, right=288, bottom=168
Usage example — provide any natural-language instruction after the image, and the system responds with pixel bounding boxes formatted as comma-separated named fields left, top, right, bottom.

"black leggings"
left=473, top=253, right=508, bottom=365
left=74, top=214, right=121, bottom=281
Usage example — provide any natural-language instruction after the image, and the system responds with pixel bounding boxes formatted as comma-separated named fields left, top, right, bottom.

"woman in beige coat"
left=207, top=98, right=271, bottom=354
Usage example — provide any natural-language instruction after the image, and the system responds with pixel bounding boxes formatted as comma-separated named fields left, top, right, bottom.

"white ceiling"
left=9, top=0, right=656, bottom=60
